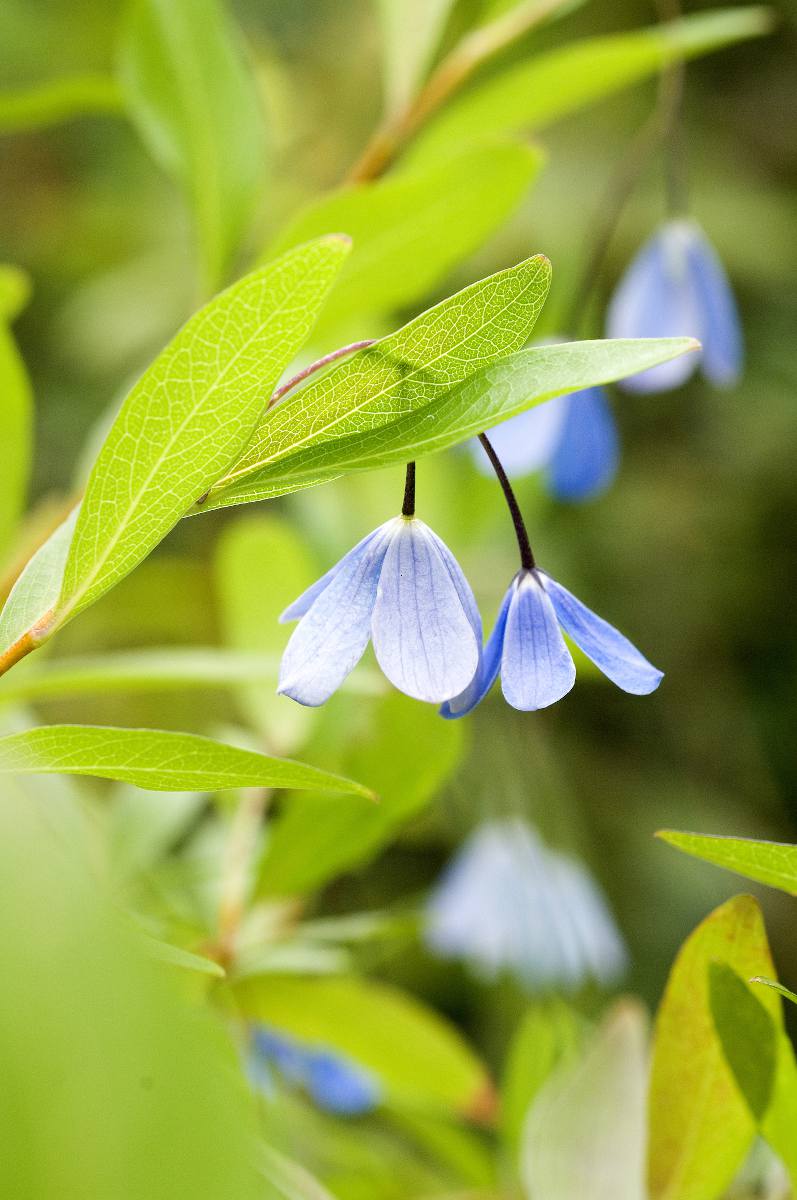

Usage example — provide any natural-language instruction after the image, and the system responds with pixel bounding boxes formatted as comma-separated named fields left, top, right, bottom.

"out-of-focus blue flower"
left=471, top=387, right=619, bottom=502
left=606, top=218, right=743, bottom=392
left=425, top=818, right=627, bottom=992
left=251, top=1026, right=380, bottom=1116
left=441, top=568, right=662, bottom=718
left=278, top=516, right=481, bottom=706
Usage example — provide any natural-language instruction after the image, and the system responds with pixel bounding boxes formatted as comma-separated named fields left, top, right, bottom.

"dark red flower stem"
left=269, top=339, right=376, bottom=407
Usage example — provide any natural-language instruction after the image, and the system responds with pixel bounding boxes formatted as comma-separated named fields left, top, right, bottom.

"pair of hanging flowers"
left=277, top=457, right=662, bottom=714
left=278, top=218, right=742, bottom=715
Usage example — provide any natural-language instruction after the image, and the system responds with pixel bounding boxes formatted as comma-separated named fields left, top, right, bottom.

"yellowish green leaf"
left=234, top=974, right=490, bottom=1114
left=647, top=895, right=779, bottom=1200
left=410, top=8, right=774, bottom=165
left=54, top=238, right=349, bottom=630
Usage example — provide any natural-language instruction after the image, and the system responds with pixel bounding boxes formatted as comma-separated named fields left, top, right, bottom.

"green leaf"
left=0, top=322, right=33, bottom=559
left=0, top=509, right=78, bottom=670
left=0, top=725, right=374, bottom=797
left=257, top=691, right=463, bottom=897
left=144, top=935, right=226, bottom=978
left=0, top=264, right=32, bottom=321
left=409, top=8, right=774, bottom=165
left=0, top=789, right=263, bottom=1200
left=0, top=74, right=123, bottom=133
left=501, top=1000, right=586, bottom=1157
left=521, top=1001, right=649, bottom=1200
left=202, top=253, right=551, bottom=510
left=764, top=1041, right=797, bottom=1190
left=0, top=647, right=278, bottom=705
left=658, top=829, right=797, bottom=896
left=0, top=646, right=381, bottom=707
left=50, top=238, right=349, bottom=633
left=234, top=974, right=490, bottom=1114
left=206, top=334, right=696, bottom=507
left=119, top=0, right=267, bottom=292
left=708, top=962, right=776, bottom=1122
left=710, top=964, right=797, bottom=1188
left=647, top=895, right=780, bottom=1200
left=269, top=142, right=543, bottom=337
left=375, top=0, right=455, bottom=114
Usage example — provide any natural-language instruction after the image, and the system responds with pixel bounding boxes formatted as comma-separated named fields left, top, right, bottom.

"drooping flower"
left=441, top=567, right=662, bottom=718
left=425, top=818, right=627, bottom=992
left=471, top=386, right=619, bottom=501
left=251, top=1026, right=379, bottom=1116
left=606, top=218, right=743, bottom=393
left=278, top=516, right=481, bottom=706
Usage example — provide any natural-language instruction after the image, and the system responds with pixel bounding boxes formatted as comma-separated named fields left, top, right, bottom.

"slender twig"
left=347, top=0, right=569, bottom=183
left=478, top=433, right=535, bottom=570
left=401, top=461, right=416, bottom=516
left=655, top=0, right=688, bottom=216
left=269, top=339, right=376, bottom=407
left=563, top=7, right=688, bottom=334
left=563, top=107, right=667, bottom=334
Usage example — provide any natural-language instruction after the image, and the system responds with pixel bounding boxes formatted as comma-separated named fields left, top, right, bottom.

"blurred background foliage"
left=1, top=0, right=797, bottom=1196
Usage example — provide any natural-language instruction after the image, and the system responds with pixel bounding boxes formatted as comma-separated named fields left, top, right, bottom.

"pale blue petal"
left=549, top=857, right=628, bottom=986
left=424, top=525, right=482, bottom=644
left=425, top=823, right=517, bottom=975
left=500, top=572, right=575, bottom=710
left=425, top=820, right=627, bottom=992
left=278, top=522, right=396, bottom=706
left=540, top=571, right=663, bottom=695
left=548, top=387, right=619, bottom=501
left=686, top=224, right=743, bottom=386
left=440, top=585, right=512, bottom=719
left=607, top=221, right=702, bottom=393
left=371, top=519, right=480, bottom=703
left=280, top=526, right=386, bottom=622
left=470, top=398, right=568, bottom=478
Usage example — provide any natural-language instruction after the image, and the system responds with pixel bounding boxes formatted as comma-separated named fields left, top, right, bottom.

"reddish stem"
left=269, top=339, right=376, bottom=407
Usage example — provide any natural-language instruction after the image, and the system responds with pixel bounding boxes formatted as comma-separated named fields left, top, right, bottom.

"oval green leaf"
left=0, top=724, right=374, bottom=797
left=53, top=236, right=349, bottom=630
left=658, top=829, right=797, bottom=896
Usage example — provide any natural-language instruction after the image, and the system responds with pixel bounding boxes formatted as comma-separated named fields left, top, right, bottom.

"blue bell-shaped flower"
left=425, top=818, right=627, bottom=992
left=606, top=219, right=743, bottom=393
